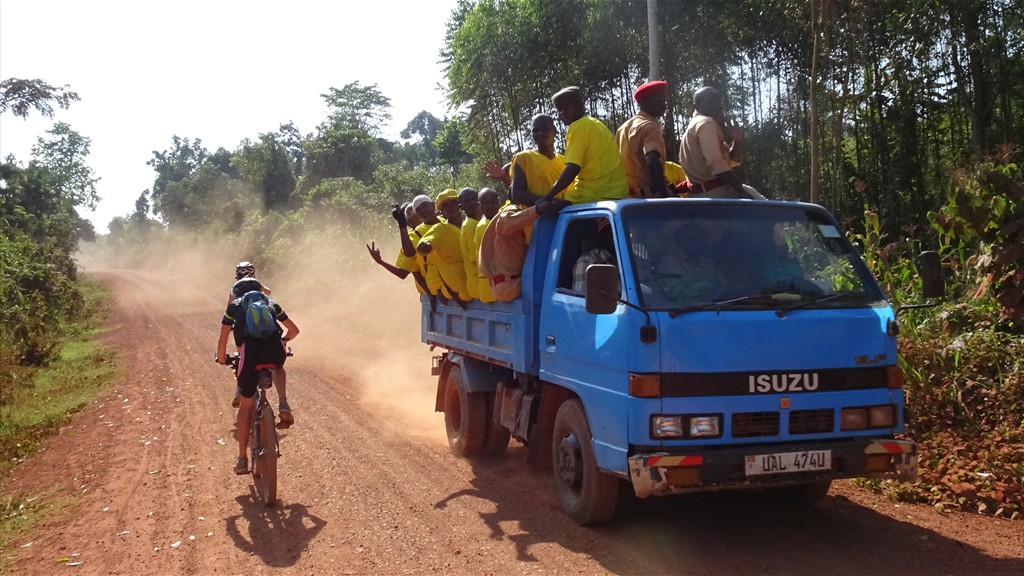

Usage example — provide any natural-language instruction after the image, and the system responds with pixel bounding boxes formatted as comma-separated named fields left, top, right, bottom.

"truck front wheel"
left=551, top=399, right=619, bottom=525
left=443, top=368, right=486, bottom=457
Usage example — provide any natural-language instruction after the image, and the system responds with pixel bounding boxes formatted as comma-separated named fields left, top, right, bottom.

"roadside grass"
left=0, top=277, right=117, bottom=568
left=0, top=489, right=72, bottom=570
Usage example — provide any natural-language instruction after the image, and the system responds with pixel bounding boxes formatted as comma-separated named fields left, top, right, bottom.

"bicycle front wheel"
left=253, top=405, right=278, bottom=506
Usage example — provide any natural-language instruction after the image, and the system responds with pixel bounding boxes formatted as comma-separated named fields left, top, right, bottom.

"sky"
left=0, top=0, right=460, bottom=232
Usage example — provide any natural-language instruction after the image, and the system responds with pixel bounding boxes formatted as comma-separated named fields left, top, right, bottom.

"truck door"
left=538, top=215, right=631, bottom=461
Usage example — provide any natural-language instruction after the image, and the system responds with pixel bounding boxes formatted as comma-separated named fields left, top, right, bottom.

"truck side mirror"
left=918, top=251, right=944, bottom=299
left=585, top=264, right=619, bottom=314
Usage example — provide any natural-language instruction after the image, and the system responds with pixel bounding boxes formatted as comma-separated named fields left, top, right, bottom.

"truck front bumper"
left=627, top=438, right=917, bottom=498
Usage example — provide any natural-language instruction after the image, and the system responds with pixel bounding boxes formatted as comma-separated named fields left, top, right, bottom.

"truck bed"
left=421, top=296, right=533, bottom=373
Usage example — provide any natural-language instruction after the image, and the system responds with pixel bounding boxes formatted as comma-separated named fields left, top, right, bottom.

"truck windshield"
left=621, top=202, right=887, bottom=312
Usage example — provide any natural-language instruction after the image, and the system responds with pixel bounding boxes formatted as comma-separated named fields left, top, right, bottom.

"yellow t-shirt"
left=420, top=221, right=470, bottom=300
left=395, top=227, right=428, bottom=294
left=664, top=161, right=686, bottom=186
left=512, top=149, right=573, bottom=199
left=473, top=216, right=496, bottom=303
left=460, top=217, right=480, bottom=300
left=563, top=116, right=628, bottom=203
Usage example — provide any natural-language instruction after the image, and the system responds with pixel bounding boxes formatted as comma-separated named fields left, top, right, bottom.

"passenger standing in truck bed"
left=617, top=80, right=671, bottom=198
left=678, top=86, right=764, bottom=200
left=416, top=191, right=470, bottom=306
left=472, top=188, right=501, bottom=303
left=542, top=86, right=627, bottom=205
left=457, top=187, right=482, bottom=301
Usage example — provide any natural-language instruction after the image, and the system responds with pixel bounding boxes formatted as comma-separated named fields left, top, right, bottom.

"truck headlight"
left=651, top=415, right=684, bottom=438
left=688, top=415, right=721, bottom=438
left=841, top=407, right=867, bottom=430
left=868, top=404, right=895, bottom=427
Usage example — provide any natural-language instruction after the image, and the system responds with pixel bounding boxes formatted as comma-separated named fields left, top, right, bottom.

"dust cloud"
left=80, top=214, right=449, bottom=447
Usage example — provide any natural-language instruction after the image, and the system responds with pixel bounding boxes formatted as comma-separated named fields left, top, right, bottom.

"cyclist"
left=217, top=278, right=300, bottom=474
left=227, top=265, right=287, bottom=421
left=230, top=261, right=272, bottom=303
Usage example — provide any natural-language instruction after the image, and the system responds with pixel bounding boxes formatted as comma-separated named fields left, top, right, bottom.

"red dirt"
left=2, top=269, right=1022, bottom=575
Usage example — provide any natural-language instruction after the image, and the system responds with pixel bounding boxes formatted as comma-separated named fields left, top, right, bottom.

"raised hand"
left=366, top=241, right=384, bottom=264
left=391, top=203, right=408, bottom=228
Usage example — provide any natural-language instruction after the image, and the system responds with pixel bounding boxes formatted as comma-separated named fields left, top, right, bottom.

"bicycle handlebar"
left=215, top=345, right=294, bottom=370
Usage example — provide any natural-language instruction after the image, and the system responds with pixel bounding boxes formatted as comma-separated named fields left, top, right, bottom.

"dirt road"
left=3, top=269, right=1022, bottom=575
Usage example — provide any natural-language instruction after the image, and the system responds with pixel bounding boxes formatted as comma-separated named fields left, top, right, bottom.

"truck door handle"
left=546, top=335, right=556, bottom=345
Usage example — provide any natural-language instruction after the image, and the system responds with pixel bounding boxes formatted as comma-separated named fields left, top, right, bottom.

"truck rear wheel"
left=551, top=399, right=619, bottom=525
left=443, top=368, right=486, bottom=457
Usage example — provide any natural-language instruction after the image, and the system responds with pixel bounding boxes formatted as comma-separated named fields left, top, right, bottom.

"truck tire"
left=443, top=368, right=486, bottom=457
left=482, top=393, right=511, bottom=456
left=551, top=399, right=619, bottom=525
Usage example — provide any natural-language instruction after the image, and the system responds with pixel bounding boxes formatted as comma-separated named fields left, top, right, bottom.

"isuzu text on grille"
left=748, top=373, right=820, bottom=393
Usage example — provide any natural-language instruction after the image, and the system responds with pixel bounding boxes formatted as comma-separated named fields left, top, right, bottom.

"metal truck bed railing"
left=421, top=296, right=532, bottom=372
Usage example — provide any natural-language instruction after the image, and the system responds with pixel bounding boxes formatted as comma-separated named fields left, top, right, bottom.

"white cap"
left=412, top=194, right=432, bottom=209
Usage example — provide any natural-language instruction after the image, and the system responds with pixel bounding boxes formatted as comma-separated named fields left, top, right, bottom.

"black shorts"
left=236, top=338, right=287, bottom=398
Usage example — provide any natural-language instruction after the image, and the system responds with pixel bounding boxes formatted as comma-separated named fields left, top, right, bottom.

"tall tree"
left=321, top=82, right=393, bottom=136
left=147, top=136, right=208, bottom=223
left=30, top=122, right=99, bottom=211
left=231, top=133, right=298, bottom=209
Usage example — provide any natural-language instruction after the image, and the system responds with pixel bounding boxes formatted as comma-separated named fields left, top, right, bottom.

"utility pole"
left=647, top=0, right=660, bottom=80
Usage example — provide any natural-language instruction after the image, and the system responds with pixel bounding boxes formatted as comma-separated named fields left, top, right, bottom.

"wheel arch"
left=435, top=353, right=512, bottom=412
left=526, top=382, right=577, bottom=468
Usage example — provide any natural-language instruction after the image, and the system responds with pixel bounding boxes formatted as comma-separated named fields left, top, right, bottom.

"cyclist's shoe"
left=233, top=456, right=249, bottom=475
left=277, top=401, right=294, bottom=429
left=231, top=387, right=241, bottom=408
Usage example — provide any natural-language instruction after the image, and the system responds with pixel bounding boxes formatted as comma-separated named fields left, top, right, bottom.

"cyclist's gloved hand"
left=391, top=203, right=407, bottom=228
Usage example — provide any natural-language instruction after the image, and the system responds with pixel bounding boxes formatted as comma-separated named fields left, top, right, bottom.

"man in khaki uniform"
left=478, top=199, right=570, bottom=301
left=678, top=86, right=764, bottom=199
left=617, top=80, right=670, bottom=198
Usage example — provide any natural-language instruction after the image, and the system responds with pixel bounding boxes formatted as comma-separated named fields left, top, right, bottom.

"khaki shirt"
left=678, top=112, right=738, bottom=184
left=616, top=110, right=666, bottom=195
left=477, top=204, right=540, bottom=301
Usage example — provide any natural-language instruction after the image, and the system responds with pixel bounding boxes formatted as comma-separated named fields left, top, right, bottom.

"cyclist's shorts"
left=236, top=338, right=287, bottom=398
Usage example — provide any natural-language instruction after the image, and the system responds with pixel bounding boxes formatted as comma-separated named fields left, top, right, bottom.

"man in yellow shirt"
left=541, top=86, right=628, bottom=204
left=473, top=188, right=502, bottom=303
left=457, top=187, right=482, bottom=300
left=510, top=114, right=573, bottom=206
left=415, top=190, right=470, bottom=307
left=366, top=202, right=429, bottom=294
left=617, top=80, right=670, bottom=198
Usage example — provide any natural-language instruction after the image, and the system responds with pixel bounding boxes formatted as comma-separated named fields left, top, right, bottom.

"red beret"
left=634, top=80, right=668, bottom=102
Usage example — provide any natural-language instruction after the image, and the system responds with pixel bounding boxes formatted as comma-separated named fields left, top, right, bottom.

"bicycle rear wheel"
left=253, top=404, right=278, bottom=506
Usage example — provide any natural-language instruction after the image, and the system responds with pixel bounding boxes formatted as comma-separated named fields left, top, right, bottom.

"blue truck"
left=422, top=198, right=937, bottom=525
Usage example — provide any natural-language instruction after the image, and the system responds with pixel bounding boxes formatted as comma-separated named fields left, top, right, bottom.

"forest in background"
left=2, top=0, right=1022, bottom=518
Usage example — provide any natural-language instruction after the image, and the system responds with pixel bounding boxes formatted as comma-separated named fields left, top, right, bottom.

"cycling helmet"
left=231, top=277, right=263, bottom=298
left=235, top=261, right=256, bottom=280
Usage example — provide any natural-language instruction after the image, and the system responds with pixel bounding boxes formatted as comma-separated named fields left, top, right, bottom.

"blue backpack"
left=240, top=290, right=279, bottom=340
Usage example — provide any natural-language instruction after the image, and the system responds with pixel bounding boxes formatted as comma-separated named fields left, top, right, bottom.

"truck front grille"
left=789, top=409, right=834, bottom=434
left=732, top=412, right=779, bottom=437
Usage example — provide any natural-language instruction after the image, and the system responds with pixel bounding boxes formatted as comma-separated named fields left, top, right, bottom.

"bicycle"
left=219, top=348, right=292, bottom=506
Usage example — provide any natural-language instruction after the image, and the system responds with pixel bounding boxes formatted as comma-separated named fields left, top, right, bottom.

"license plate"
left=745, top=450, right=831, bottom=476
